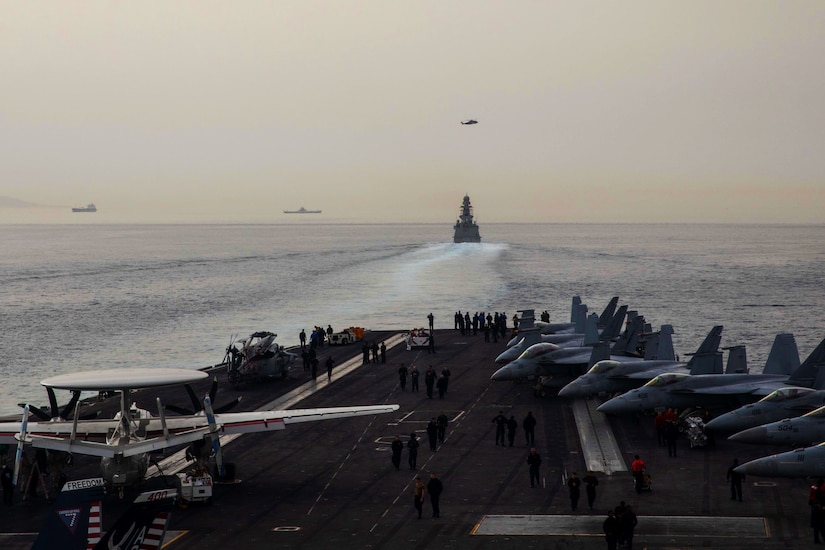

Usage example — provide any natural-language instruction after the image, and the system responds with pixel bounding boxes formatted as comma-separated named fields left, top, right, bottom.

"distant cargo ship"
left=284, top=207, right=321, bottom=214
left=453, top=194, right=481, bottom=243
left=72, top=203, right=97, bottom=213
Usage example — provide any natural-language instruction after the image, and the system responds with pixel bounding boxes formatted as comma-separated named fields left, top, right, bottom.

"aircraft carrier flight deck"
left=0, top=329, right=816, bottom=549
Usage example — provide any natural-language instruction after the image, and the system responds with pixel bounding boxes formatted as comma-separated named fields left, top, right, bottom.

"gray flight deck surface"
left=0, top=330, right=817, bottom=549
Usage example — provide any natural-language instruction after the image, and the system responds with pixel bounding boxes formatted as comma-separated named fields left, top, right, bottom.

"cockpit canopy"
left=587, top=360, right=621, bottom=375
left=759, top=386, right=815, bottom=403
left=643, top=372, right=690, bottom=388
left=517, top=342, right=560, bottom=361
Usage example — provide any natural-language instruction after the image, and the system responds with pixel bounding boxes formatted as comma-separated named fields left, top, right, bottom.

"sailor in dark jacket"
left=407, top=433, right=419, bottom=470
left=427, top=472, right=443, bottom=518
left=391, top=436, right=403, bottom=470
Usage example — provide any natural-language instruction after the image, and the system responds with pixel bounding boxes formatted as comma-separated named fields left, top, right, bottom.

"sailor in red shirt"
left=631, top=454, right=646, bottom=494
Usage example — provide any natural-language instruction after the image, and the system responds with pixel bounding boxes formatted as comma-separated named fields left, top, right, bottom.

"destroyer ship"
left=284, top=206, right=321, bottom=214
left=72, top=203, right=97, bottom=213
left=453, top=194, right=481, bottom=243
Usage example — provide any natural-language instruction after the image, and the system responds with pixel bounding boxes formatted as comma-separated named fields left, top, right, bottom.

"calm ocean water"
left=1, top=223, right=823, bottom=415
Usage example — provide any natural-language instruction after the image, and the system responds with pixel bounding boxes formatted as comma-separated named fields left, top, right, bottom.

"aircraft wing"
left=1, top=404, right=399, bottom=457
left=214, top=405, right=400, bottom=434
left=0, top=418, right=113, bottom=445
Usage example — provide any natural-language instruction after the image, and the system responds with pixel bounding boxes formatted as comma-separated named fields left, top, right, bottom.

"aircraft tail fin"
left=788, top=336, right=825, bottom=388
left=764, top=333, right=800, bottom=376
left=586, top=342, right=611, bottom=370
left=599, top=305, right=628, bottom=341
left=597, top=297, right=619, bottom=327
left=31, top=478, right=106, bottom=550
left=516, top=310, right=536, bottom=332
left=572, top=303, right=588, bottom=332
left=656, top=325, right=676, bottom=361
left=613, top=314, right=645, bottom=356
left=640, top=325, right=676, bottom=361
left=94, top=488, right=177, bottom=550
left=685, top=326, right=725, bottom=374
left=724, top=345, right=748, bottom=374
left=812, top=368, right=825, bottom=391
left=569, top=296, right=582, bottom=323
left=582, top=314, right=600, bottom=346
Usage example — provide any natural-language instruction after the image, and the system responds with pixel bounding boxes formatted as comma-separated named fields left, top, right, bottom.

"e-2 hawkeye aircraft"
left=0, top=367, right=399, bottom=498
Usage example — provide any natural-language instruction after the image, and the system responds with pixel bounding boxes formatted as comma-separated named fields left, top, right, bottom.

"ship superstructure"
left=453, top=194, right=481, bottom=243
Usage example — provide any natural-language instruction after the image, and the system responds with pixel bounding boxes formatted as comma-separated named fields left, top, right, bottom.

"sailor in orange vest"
left=631, top=454, right=646, bottom=494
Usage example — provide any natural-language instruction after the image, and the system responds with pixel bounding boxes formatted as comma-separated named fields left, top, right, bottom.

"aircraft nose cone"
left=491, top=365, right=513, bottom=381
left=705, top=413, right=738, bottom=433
left=597, top=396, right=626, bottom=415
left=728, top=426, right=768, bottom=445
left=735, top=456, right=778, bottom=477
left=494, top=350, right=516, bottom=364
left=558, top=382, right=581, bottom=399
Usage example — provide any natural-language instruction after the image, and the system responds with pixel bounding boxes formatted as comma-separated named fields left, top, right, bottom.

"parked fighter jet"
left=496, top=304, right=627, bottom=365
left=708, top=386, right=825, bottom=435
left=558, top=325, right=725, bottom=399
left=597, top=334, right=819, bottom=416
left=490, top=313, right=653, bottom=391
left=727, top=402, right=825, bottom=447
left=735, top=443, right=825, bottom=478
left=534, top=296, right=621, bottom=336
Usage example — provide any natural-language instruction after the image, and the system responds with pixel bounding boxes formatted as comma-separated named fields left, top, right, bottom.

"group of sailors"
left=454, top=311, right=515, bottom=339
left=299, top=326, right=334, bottom=349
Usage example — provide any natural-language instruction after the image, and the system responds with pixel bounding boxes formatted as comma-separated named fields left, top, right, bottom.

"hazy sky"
left=1, top=1, right=823, bottom=224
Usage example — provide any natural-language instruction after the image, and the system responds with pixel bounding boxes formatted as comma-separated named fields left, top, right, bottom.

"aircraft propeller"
left=19, top=387, right=97, bottom=421
left=165, top=377, right=242, bottom=416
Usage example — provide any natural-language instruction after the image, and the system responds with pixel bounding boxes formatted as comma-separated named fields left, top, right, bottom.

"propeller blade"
left=47, top=387, right=59, bottom=419
left=203, top=395, right=225, bottom=479
left=213, top=396, right=243, bottom=414
left=184, top=384, right=201, bottom=413
left=60, top=391, right=81, bottom=420
left=208, top=377, right=218, bottom=403
left=22, top=404, right=52, bottom=421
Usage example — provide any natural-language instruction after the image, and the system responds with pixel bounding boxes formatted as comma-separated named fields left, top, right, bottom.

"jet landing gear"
left=532, top=377, right=559, bottom=398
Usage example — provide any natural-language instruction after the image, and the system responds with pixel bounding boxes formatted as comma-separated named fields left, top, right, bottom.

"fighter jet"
left=597, top=334, right=819, bottom=416
left=558, top=325, right=725, bottom=399
left=735, top=443, right=825, bottom=478
left=529, top=296, right=585, bottom=335
left=496, top=303, right=627, bottom=365
left=490, top=313, right=653, bottom=390
left=727, top=401, right=825, bottom=447
left=460, top=119, right=478, bottom=125
left=708, top=385, right=825, bottom=436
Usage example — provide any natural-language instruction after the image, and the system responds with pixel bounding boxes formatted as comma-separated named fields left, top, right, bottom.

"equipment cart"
left=176, top=472, right=213, bottom=505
